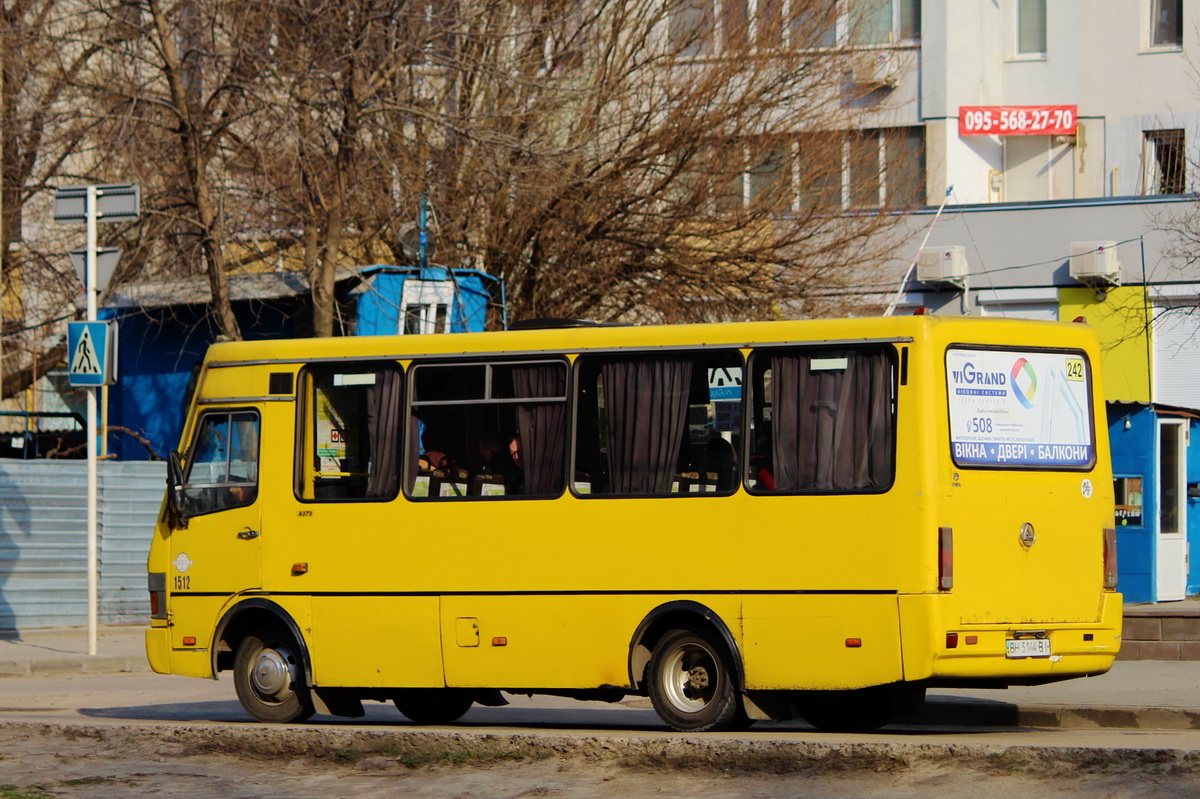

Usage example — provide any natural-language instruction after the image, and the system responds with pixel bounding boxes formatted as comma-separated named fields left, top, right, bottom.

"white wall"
left=918, top=0, right=1200, bottom=203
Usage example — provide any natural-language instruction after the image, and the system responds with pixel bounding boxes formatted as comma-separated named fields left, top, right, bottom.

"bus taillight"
left=1103, top=527, right=1118, bottom=591
left=938, top=527, right=953, bottom=590
left=149, top=572, right=167, bottom=620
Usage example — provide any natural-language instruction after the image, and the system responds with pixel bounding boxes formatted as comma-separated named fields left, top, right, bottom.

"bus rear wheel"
left=393, top=689, right=475, bottom=724
left=233, top=628, right=315, bottom=724
left=647, top=628, right=744, bottom=732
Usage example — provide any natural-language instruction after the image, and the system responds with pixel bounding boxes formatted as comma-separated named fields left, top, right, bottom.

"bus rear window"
left=946, top=347, right=1094, bottom=470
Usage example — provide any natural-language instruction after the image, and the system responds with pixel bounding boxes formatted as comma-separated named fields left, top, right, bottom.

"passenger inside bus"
left=474, top=430, right=523, bottom=495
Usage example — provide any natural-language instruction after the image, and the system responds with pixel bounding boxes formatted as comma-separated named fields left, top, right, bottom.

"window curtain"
left=602, top=357, right=693, bottom=494
left=770, top=350, right=892, bottom=491
left=513, top=364, right=567, bottom=495
left=364, top=368, right=403, bottom=498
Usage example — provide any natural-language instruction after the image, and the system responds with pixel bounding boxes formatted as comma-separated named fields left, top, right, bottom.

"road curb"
left=0, top=655, right=150, bottom=677
left=4, top=720, right=1200, bottom=771
left=918, top=696, right=1200, bottom=730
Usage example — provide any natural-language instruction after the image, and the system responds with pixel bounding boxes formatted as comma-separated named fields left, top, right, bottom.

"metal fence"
left=0, top=460, right=163, bottom=632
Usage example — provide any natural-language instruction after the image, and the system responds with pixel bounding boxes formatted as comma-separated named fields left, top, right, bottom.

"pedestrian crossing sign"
left=67, top=321, right=117, bottom=386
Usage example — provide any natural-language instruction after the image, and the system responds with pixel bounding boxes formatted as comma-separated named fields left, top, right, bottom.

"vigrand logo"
left=950, top=361, right=1007, bottom=386
left=950, top=361, right=1007, bottom=397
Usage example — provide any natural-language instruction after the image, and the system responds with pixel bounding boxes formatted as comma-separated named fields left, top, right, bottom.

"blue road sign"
left=67, top=321, right=117, bottom=386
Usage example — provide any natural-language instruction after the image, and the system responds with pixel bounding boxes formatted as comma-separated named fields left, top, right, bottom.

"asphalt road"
left=4, top=672, right=1200, bottom=798
left=2, top=670, right=1200, bottom=753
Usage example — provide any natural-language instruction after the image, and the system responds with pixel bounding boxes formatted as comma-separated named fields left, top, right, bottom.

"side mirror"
left=167, top=450, right=190, bottom=528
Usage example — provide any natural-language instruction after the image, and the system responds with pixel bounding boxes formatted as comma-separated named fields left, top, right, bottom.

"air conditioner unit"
left=917, top=246, right=968, bottom=286
left=1069, top=241, right=1121, bottom=286
left=852, top=51, right=901, bottom=87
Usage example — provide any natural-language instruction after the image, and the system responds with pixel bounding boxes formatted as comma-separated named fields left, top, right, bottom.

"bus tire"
left=647, top=628, right=743, bottom=732
left=393, top=689, right=475, bottom=724
left=233, top=628, right=315, bottom=724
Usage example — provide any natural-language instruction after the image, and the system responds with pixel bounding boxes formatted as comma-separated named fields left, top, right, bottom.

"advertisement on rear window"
left=946, top=348, right=1093, bottom=468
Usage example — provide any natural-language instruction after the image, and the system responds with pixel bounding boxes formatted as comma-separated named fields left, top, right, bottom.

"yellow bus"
left=145, top=315, right=1121, bottom=732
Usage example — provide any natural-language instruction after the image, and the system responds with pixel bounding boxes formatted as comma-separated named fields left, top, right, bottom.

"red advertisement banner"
left=958, top=105, right=1078, bottom=136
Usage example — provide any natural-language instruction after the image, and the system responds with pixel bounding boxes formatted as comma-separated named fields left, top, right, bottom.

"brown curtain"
left=364, top=367, right=403, bottom=498
left=602, top=357, right=693, bottom=494
left=771, top=349, right=892, bottom=491
left=513, top=364, right=567, bottom=495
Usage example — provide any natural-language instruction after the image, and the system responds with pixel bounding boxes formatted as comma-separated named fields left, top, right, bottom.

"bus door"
left=168, top=407, right=264, bottom=651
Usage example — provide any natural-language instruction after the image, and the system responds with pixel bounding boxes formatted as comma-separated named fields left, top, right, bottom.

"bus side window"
left=296, top=364, right=403, bottom=502
left=573, top=350, right=742, bottom=497
left=407, top=360, right=568, bottom=500
left=182, top=410, right=260, bottom=516
left=748, top=346, right=895, bottom=493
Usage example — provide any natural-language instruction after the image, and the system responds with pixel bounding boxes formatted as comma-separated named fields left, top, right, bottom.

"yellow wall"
left=1059, top=286, right=1151, bottom=403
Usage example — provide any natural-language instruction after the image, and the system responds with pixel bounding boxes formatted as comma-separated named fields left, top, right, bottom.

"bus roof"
left=201, top=315, right=1098, bottom=367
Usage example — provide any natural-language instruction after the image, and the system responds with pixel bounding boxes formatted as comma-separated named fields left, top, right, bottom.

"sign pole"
left=85, top=185, right=98, bottom=657
left=55, top=182, right=137, bottom=657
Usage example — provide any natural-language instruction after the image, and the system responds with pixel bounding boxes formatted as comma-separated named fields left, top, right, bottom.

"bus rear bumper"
left=901, top=592, right=1123, bottom=685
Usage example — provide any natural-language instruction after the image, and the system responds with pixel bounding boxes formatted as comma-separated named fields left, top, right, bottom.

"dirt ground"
left=4, top=724, right=1200, bottom=799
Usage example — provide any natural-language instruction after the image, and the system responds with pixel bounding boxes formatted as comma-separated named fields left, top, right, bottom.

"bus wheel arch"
left=628, top=601, right=745, bottom=694
left=213, top=599, right=311, bottom=684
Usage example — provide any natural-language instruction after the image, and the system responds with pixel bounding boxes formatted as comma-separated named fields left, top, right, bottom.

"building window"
left=799, top=127, right=926, bottom=210
left=1144, top=130, right=1186, bottom=194
left=670, top=0, right=714, bottom=56
left=710, top=128, right=925, bottom=213
left=1151, top=0, right=1183, bottom=47
left=714, top=138, right=794, bottom=214
left=849, top=0, right=920, bottom=45
left=674, top=0, right=919, bottom=56
left=1015, top=0, right=1046, bottom=56
left=399, top=280, right=456, bottom=335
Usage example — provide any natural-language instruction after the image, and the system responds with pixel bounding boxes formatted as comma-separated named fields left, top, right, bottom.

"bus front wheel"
left=393, top=689, right=475, bottom=724
left=233, top=628, right=316, bottom=724
left=647, top=628, right=744, bottom=732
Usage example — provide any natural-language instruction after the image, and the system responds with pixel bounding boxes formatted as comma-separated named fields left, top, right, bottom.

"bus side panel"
left=309, top=596, right=442, bottom=688
left=741, top=595, right=903, bottom=690
left=168, top=595, right=238, bottom=678
left=439, top=595, right=740, bottom=690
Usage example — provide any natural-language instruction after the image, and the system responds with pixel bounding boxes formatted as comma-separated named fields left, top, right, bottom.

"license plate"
left=1005, top=638, right=1051, bottom=659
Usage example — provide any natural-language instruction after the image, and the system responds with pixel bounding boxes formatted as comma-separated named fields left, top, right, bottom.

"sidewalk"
left=0, top=625, right=149, bottom=677
left=2, top=624, right=1199, bottom=730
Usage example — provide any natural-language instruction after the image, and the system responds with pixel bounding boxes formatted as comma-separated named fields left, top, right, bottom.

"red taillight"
left=938, top=526, right=953, bottom=590
left=1103, top=527, right=1118, bottom=590
left=149, top=590, right=159, bottom=617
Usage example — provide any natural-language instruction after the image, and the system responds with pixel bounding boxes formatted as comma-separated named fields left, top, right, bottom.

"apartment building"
left=871, top=0, right=1199, bottom=603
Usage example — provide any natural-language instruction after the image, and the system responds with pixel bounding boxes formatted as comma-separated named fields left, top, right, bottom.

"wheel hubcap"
left=663, top=645, right=718, bottom=712
left=250, top=646, right=294, bottom=701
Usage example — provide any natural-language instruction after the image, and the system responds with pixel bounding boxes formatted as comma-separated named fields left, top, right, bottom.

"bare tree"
left=359, top=0, right=920, bottom=324
left=0, top=0, right=114, bottom=398
left=69, top=0, right=291, bottom=342
left=3, top=0, right=925, bottom=380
